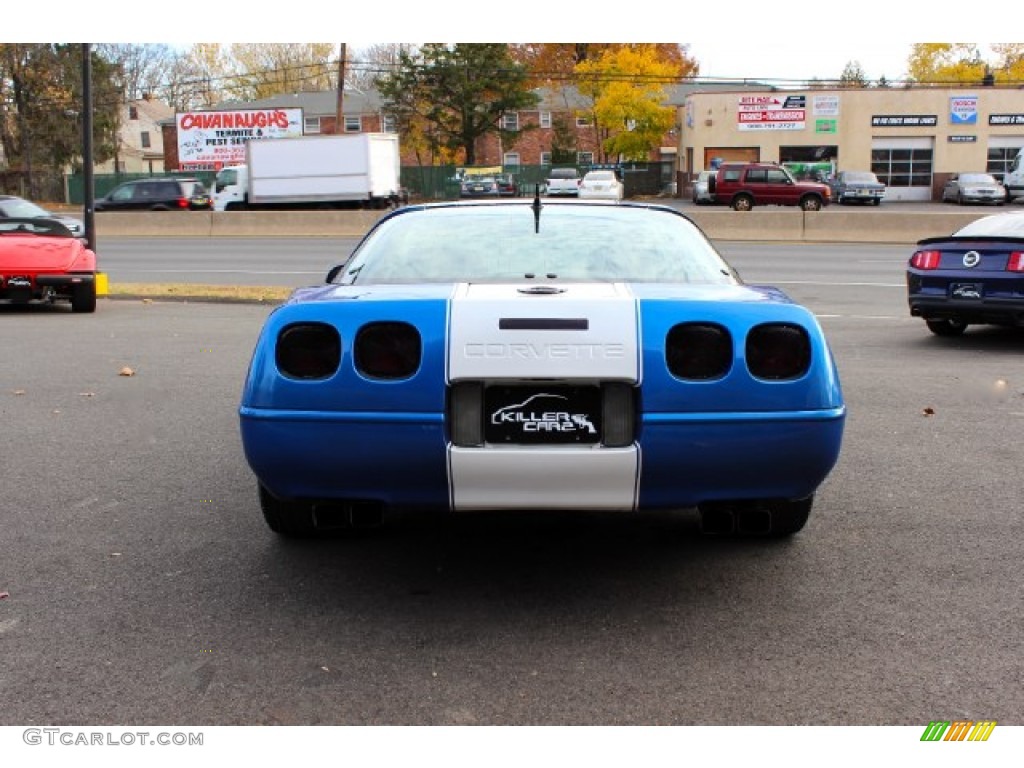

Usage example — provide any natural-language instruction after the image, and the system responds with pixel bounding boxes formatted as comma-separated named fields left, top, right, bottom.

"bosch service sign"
left=176, top=109, right=303, bottom=169
left=950, top=95, right=978, bottom=125
left=737, top=95, right=806, bottom=131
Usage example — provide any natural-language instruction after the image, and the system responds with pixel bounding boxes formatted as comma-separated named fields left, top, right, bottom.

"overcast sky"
left=22, top=2, right=1011, bottom=86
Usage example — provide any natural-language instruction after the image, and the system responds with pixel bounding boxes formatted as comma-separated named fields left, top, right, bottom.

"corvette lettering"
left=464, top=342, right=625, bottom=360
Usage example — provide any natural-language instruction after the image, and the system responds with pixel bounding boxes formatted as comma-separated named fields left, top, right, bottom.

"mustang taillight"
left=665, top=322, right=733, bottom=380
left=1008, top=252, right=1024, bottom=272
left=276, top=322, right=341, bottom=380
left=355, top=322, right=421, bottom=380
left=746, top=323, right=811, bottom=381
left=910, top=250, right=941, bottom=270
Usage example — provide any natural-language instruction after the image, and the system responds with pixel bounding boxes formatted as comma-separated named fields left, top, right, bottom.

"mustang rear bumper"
left=909, top=296, right=1024, bottom=325
left=240, top=406, right=845, bottom=512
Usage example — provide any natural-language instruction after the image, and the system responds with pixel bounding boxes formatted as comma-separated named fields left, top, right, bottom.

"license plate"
left=484, top=385, right=601, bottom=444
left=951, top=282, right=983, bottom=300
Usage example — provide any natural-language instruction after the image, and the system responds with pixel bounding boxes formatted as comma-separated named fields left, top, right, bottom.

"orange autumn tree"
left=575, top=45, right=685, bottom=162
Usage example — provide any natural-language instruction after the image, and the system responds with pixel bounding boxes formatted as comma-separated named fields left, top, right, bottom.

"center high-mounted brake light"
left=1008, top=252, right=1024, bottom=272
left=910, top=250, right=941, bottom=270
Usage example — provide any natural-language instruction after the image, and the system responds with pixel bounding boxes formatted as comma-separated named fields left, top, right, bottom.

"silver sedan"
left=941, top=173, right=1007, bottom=205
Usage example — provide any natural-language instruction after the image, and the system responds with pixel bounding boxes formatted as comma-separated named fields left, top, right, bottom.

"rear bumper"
left=1, top=272, right=94, bottom=302
left=240, top=406, right=845, bottom=511
left=909, top=296, right=1024, bottom=325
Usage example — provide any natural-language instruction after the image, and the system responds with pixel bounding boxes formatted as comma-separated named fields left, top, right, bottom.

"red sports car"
left=0, top=217, right=97, bottom=312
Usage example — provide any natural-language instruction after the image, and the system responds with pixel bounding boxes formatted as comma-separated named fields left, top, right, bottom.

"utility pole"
left=335, top=44, right=347, bottom=133
left=82, top=43, right=96, bottom=253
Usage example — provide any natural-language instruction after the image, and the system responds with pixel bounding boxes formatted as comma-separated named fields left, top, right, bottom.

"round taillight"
left=355, top=322, right=421, bottom=380
left=665, top=322, right=733, bottom=380
left=275, top=323, right=341, bottom=380
left=746, top=323, right=810, bottom=380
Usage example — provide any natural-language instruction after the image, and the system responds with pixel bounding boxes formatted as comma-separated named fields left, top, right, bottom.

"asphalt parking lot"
left=1, top=292, right=1022, bottom=727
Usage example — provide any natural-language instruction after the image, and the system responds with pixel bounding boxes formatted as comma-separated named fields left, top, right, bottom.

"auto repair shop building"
left=678, top=85, right=1024, bottom=201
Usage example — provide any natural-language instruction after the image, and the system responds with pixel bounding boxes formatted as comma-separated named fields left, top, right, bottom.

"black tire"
left=258, top=484, right=317, bottom=537
left=925, top=318, right=968, bottom=336
left=800, top=195, right=823, bottom=211
left=731, top=194, right=753, bottom=211
left=957, top=193, right=965, bottom=206
left=71, top=282, right=96, bottom=313
left=872, top=198, right=881, bottom=206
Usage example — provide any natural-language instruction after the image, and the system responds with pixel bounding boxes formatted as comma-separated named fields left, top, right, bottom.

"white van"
left=1004, top=148, right=1024, bottom=203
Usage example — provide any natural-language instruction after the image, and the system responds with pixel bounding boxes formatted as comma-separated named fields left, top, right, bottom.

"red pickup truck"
left=709, top=162, right=831, bottom=211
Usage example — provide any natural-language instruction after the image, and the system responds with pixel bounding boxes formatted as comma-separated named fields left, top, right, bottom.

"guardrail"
left=89, top=207, right=996, bottom=245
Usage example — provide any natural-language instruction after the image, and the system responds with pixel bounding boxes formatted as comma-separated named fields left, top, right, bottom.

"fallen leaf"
left=0, top=591, right=9, bottom=599
left=12, top=390, right=25, bottom=396
left=79, top=392, right=95, bottom=397
left=110, top=552, right=122, bottom=557
left=922, top=407, right=935, bottom=417
left=119, top=367, right=135, bottom=377
left=142, top=298, right=153, bottom=304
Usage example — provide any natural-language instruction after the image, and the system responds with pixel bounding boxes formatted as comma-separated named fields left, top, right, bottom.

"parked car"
left=829, top=171, right=886, bottom=206
left=459, top=177, right=500, bottom=198
left=578, top=170, right=624, bottom=201
left=941, top=173, right=1007, bottom=206
left=94, top=177, right=212, bottom=212
left=0, top=195, right=86, bottom=239
left=495, top=174, right=518, bottom=197
left=239, top=201, right=845, bottom=539
left=692, top=171, right=715, bottom=205
left=709, top=162, right=831, bottom=211
left=0, top=217, right=97, bottom=312
left=907, top=211, right=1024, bottom=336
left=545, top=167, right=581, bottom=197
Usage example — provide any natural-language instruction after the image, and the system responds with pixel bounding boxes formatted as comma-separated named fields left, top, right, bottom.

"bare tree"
left=97, top=44, right=175, bottom=100
left=348, top=43, right=417, bottom=90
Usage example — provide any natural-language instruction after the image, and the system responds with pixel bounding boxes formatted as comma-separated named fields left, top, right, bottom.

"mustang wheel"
left=925, top=318, right=968, bottom=336
left=71, top=282, right=96, bottom=313
left=258, top=484, right=317, bottom=537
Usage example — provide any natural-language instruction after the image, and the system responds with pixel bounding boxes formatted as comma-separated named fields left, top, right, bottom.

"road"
left=1, top=241, right=1022, bottom=729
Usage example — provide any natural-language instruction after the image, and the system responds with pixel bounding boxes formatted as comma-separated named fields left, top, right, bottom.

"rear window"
left=341, top=204, right=739, bottom=285
left=548, top=168, right=579, bottom=180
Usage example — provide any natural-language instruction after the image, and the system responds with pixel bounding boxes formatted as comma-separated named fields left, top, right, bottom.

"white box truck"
left=213, top=133, right=404, bottom=211
left=1004, top=148, right=1024, bottom=203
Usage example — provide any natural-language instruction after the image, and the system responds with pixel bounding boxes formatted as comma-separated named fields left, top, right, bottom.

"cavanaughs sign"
left=176, top=109, right=304, bottom=170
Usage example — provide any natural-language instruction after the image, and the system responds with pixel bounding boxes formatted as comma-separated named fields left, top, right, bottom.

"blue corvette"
left=240, top=200, right=845, bottom=537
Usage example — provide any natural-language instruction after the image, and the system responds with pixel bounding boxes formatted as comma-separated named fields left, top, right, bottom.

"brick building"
left=159, top=85, right=689, bottom=172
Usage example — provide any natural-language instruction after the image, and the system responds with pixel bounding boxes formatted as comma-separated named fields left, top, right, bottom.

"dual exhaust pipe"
left=311, top=501, right=384, bottom=531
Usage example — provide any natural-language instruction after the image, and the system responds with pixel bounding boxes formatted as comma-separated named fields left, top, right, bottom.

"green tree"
left=575, top=45, right=682, bottom=162
left=377, top=44, right=539, bottom=165
left=549, top=114, right=577, bottom=164
left=0, top=44, right=119, bottom=196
